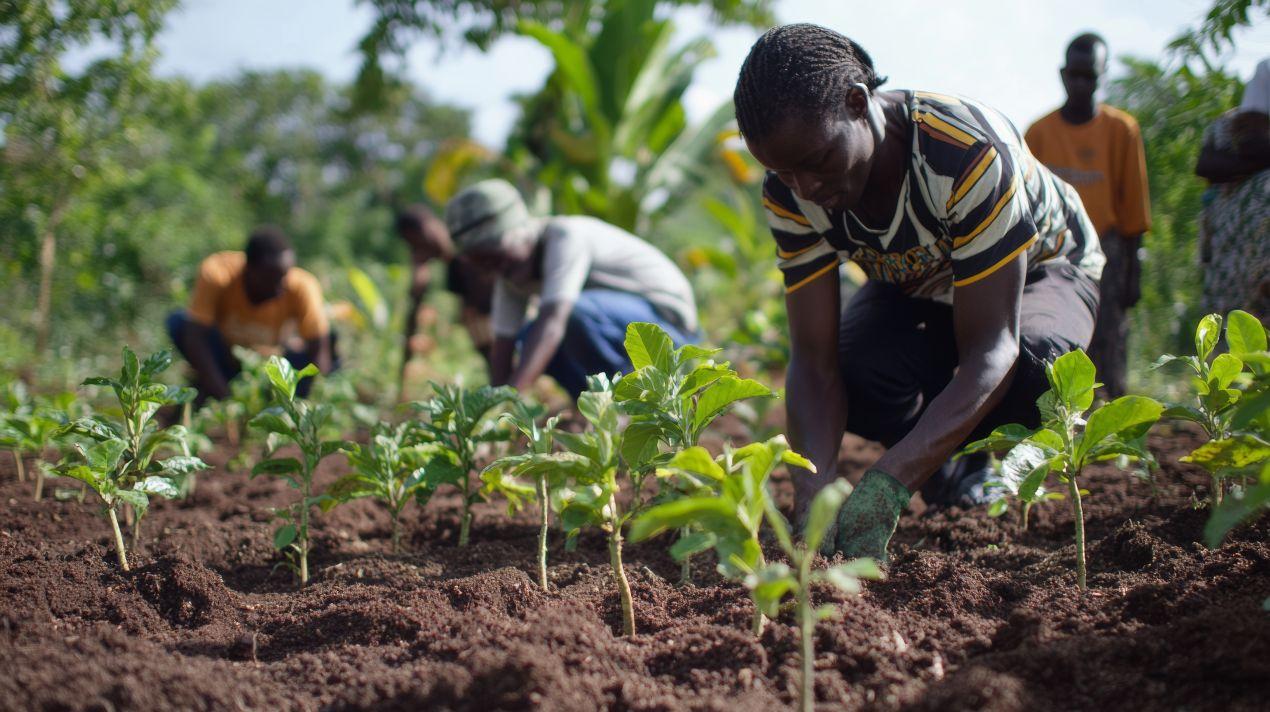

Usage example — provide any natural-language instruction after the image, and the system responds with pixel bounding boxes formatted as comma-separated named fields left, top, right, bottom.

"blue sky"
left=152, top=0, right=1268, bottom=146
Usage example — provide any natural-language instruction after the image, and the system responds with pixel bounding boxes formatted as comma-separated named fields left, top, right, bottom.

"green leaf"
left=1182, top=435, right=1270, bottom=473
left=1209, top=353, right=1244, bottom=390
left=157, top=455, right=208, bottom=476
left=136, top=476, right=180, bottom=499
left=114, top=488, right=150, bottom=514
left=517, top=20, right=602, bottom=126
left=1226, top=311, right=1266, bottom=355
left=1196, top=313, right=1222, bottom=363
left=624, top=322, right=675, bottom=373
left=669, top=530, right=718, bottom=561
left=140, top=350, right=173, bottom=377
left=253, top=457, right=302, bottom=477
left=319, top=440, right=352, bottom=460
left=1162, top=404, right=1208, bottom=425
left=665, top=446, right=725, bottom=481
left=804, top=479, right=852, bottom=554
left=122, top=347, right=140, bottom=387
left=577, top=389, right=619, bottom=434
left=63, top=417, right=118, bottom=442
left=1048, top=350, right=1097, bottom=412
left=1078, top=396, right=1163, bottom=464
left=249, top=409, right=293, bottom=436
left=620, top=420, right=663, bottom=470
left=274, top=523, right=298, bottom=550
left=629, top=497, right=737, bottom=542
left=960, top=423, right=1035, bottom=454
left=81, top=376, right=118, bottom=389
left=780, top=448, right=814, bottom=471
left=691, top=376, right=771, bottom=435
left=821, top=558, right=884, bottom=594
left=87, top=439, right=128, bottom=472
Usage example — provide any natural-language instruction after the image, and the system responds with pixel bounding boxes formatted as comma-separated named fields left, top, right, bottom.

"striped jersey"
left=764, top=91, right=1105, bottom=302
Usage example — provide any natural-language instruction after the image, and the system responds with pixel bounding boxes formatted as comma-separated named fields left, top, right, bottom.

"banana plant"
left=321, top=421, right=459, bottom=553
left=1154, top=309, right=1269, bottom=507
left=409, top=382, right=516, bottom=546
left=248, top=357, right=349, bottom=586
left=613, top=321, right=771, bottom=582
left=53, top=347, right=207, bottom=571
left=630, top=435, right=810, bottom=635
left=962, top=350, right=1164, bottom=591
left=509, top=0, right=733, bottom=232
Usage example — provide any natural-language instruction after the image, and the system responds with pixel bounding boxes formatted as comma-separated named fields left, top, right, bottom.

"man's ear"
left=845, top=83, right=869, bottom=119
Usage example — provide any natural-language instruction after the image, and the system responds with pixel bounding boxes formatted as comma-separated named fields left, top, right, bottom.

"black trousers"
left=838, top=262, right=1100, bottom=449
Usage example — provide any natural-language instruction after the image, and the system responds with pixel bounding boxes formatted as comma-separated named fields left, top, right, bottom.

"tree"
left=0, top=1, right=176, bottom=356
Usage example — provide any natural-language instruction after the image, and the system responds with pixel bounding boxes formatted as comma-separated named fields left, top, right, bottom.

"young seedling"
left=322, top=421, right=458, bottom=553
left=752, top=479, right=881, bottom=712
left=962, top=350, right=1163, bottom=591
left=248, top=357, right=349, bottom=586
left=409, top=382, right=516, bottom=547
left=613, top=322, right=772, bottom=581
left=0, top=392, right=75, bottom=500
left=630, top=435, right=811, bottom=635
left=52, top=347, right=208, bottom=571
left=1154, top=310, right=1268, bottom=505
left=481, top=400, right=562, bottom=590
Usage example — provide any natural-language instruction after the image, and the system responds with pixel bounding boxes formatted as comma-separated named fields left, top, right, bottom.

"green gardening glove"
left=833, top=468, right=911, bottom=563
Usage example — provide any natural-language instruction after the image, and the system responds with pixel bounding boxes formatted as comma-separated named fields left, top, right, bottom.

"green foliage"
left=963, top=350, right=1164, bottom=590
left=614, top=322, right=771, bottom=456
left=322, top=421, right=456, bottom=553
left=1155, top=310, right=1270, bottom=515
left=1152, top=310, right=1270, bottom=545
left=52, top=347, right=206, bottom=571
left=505, top=0, right=739, bottom=232
left=409, top=382, right=516, bottom=546
left=249, top=357, right=349, bottom=585
left=1105, top=58, right=1244, bottom=394
left=0, top=382, right=78, bottom=500
left=1167, top=0, right=1268, bottom=61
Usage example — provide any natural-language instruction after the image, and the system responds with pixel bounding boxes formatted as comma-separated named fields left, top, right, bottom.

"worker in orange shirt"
left=167, top=226, right=333, bottom=405
left=1026, top=33, right=1151, bottom=397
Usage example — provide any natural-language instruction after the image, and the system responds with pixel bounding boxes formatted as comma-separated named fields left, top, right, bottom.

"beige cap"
left=444, top=179, right=531, bottom=253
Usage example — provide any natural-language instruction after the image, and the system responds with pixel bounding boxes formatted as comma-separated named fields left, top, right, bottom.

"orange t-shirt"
left=186, top=251, right=328, bottom=349
left=1024, top=105, right=1152, bottom=237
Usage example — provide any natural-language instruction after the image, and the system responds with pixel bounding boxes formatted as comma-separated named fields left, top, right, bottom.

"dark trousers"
left=165, top=311, right=336, bottom=401
left=518, top=289, right=697, bottom=398
left=1088, top=233, right=1133, bottom=398
left=838, top=262, right=1099, bottom=450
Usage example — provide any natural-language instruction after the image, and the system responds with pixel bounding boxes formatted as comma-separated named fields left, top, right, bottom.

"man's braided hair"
left=734, top=23, right=887, bottom=142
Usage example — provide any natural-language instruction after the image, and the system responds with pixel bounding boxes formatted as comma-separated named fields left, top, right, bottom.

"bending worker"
left=444, top=179, right=698, bottom=398
left=168, top=226, right=332, bottom=405
left=733, top=25, right=1104, bottom=560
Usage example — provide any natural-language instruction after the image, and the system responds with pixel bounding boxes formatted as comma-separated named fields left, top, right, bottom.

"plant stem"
left=299, top=474, right=311, bottom=586
left=391, top=511, right=402, bottom=554
left=681, top=555, right=692, bottom=586
left=1212, top=474, right=1224, bottom=506
left=1068, top=475, right=1086, bottom=592
left=751, top=552, right=767, bottom=637
left=13, top=450, right=24, bottom=483
left=537, top=477, right=550, bottom=591
left=458, top=473, right=472, bottom=547
left=797, top=553, right=814, bottom=712
left=1022, top=502, right=1031, bottom=532
left=33, top=463, right=44, bottom=501
left=609, top=520, right=635, bottom=637
left=132, top=514, right=142, bottom=552
left=108, top=506, right=130, bottom=571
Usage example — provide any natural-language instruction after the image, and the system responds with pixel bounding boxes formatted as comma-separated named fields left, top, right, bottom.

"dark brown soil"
left=1, top=424, right=1267, bottom=711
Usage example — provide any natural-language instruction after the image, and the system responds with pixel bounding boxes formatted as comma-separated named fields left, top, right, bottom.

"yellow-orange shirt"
left=1025, top=105, right=1152, bottom=237
left=186, top=251, right=328, bottom=349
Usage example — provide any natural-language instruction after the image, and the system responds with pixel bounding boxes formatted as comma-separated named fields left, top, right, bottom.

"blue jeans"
left=518, top=290, right=697, bottom=398
left=165, top=311, right=335, bottom=400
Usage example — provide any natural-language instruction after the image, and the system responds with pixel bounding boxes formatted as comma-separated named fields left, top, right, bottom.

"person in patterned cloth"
left=733, top=24, right=1105, bottom=561
left=1196, top=58, right=1270, bottom=323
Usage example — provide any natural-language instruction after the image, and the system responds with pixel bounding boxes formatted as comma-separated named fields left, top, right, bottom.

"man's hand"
left=508, top=300, right=573, bottom=392
left=182, top=321, right=231, bottom=400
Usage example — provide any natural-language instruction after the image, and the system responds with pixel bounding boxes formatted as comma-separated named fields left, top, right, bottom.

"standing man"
left=445, top=179, right=699, bottom=398
left=1026, top=33, right=1152, bottom=397
left=167, top=226, right=332, bottom=405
